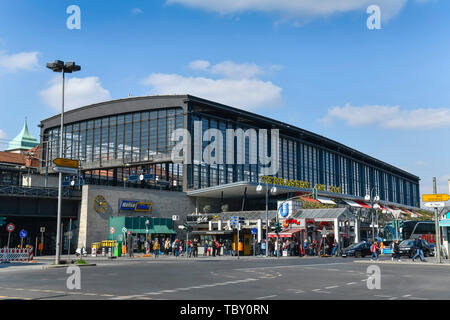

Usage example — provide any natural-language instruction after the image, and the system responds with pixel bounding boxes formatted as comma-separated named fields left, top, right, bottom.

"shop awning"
left=150, top=225, right=176, bottom=234
left=353, top=200, right=372, bottom=208
left=268, top=228, right=302, bottom=238
left=300, top=196, right=320, bottom=203
left=342, top=199, right=363, bottom=207
left=317, top=197, right=336, bottom=205
left=378, top=203, right=390, bottom=212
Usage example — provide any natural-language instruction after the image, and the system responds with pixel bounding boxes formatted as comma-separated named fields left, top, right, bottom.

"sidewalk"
left=354, top=256, right=450, bottom=266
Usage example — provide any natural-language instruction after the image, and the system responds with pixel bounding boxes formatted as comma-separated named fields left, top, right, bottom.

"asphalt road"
left=0, top=256, right=449, bottom=300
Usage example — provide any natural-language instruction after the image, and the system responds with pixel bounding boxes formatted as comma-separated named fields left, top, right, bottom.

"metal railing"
left=0, top=184, right=79, bottom=199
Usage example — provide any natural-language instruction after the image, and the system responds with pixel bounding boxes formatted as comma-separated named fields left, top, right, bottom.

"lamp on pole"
left=365, top=187, right=380, bottom=243
left=256, top=177, right=277, bottom=258
left=46, top=60, right=81, bottom=265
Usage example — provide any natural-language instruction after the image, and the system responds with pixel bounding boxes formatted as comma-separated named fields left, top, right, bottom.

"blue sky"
left=0, top=0, right=449, bottom=199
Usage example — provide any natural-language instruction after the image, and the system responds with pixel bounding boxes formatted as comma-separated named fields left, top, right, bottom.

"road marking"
left=83, top=293, right=98, bottom=296
left=408, top=297, right=428, bottom=300
left=101, top=294, right=116, bottom=297
left=159, top=290, right=177, bottom=293
left=388, top=297, right=399, bottom=300
left=144, top=292, right=162, bottom=295
left=312, top=289, right=331, bottom=294
left=325, top=286, right=339, bottom=289
left=256, top=295, right=277, bottom=299
left=375, top=294, right=392, bottom=298
left=346, top=282, right=357, bottom=285
left=402, top=294, right=412, bottom=297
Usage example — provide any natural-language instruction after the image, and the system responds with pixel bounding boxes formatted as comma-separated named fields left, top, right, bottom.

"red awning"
left=300, top=196, right=320, bottom=203
left=353, top=200, right=372, bottom=209
left=268, top=228, right=302, bottom=238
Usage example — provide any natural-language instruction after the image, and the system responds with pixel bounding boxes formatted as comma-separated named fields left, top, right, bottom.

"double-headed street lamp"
left=46, top=60, right=81, bottom=265
left=365, top=187, right=380, bottom=243
left=256, top=177, right=277, bottom=258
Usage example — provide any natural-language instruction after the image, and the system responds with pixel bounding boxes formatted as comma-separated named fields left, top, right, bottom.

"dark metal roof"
left=39, top=94, right=420, bottom=181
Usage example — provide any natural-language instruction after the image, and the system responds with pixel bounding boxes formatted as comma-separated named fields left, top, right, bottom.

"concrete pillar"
left=334, top=218, right=339, bottom=247
left=354, top=217, right=360, bottom=243
left=257, top=219, right=262, bottom=242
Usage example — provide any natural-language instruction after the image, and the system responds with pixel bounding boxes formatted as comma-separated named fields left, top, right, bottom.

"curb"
left=42, top=263, right=97, bottom=269
left=354, top=260, right=450, bottom=267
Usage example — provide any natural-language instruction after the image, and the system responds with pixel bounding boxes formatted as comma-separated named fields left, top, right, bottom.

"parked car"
left=341, top=241, right=372, bottom=258
left=399, top=239, right=432, bottom=258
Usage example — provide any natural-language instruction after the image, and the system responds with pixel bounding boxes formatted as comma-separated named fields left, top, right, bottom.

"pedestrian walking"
left=203, top=240, right=208, bottom=256
left=261, top=241, right=266, bottom=256
left=412, top=236, right=426, bottom=262
left=371, top=241, right=380, bottom=261
left=193, top=238, right=198, bottom=257
left=392, top=240, right=401, bottom=261
left=153, top=238, right=160, bottom=258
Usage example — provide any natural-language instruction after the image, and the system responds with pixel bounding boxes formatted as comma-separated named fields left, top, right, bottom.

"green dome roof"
left=7, top=118, right=39, bottom=151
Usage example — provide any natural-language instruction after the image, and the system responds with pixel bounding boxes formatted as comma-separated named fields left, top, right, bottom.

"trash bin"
left=114, top=242, right=122, bottom=257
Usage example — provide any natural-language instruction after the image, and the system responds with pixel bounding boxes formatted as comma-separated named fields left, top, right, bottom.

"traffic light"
left=0, top=217, right=5, bottom=226
left=274, top=222, right=282, bottom=234
left=313, top=188, right=318, bottom=200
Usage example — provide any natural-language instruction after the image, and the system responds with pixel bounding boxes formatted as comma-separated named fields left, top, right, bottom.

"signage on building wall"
left=261, top=176, right=342, bottom=194
left=120, top=200, right=152, bottom=212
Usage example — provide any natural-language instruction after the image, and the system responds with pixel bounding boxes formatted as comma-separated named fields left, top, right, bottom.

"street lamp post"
left=256, top=177, right=277, bottom=258
left=365, top=187, right=380, bottom=243
left=46, top=60, right=81, bottom=265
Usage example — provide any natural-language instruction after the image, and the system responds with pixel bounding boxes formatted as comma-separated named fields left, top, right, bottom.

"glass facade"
left=187, top=111, right=420, bottom=207
left=41, top=103, right=420, bottom=207
left=43, top=107, right=184, bottom=189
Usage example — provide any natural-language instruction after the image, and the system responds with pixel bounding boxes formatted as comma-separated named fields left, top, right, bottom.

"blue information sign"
left=251, top=228, right=258, bottom=235
left=20, top=229, right=27, bottom=238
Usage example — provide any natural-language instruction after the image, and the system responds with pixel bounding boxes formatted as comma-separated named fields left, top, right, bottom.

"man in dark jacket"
left=392, top=240, right=400, bottom=261
left=412, top=236, right=426, bottom=262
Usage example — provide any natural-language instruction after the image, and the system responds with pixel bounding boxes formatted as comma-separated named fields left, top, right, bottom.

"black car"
left=341, top=241, right=372, bottom=258
left=399, top=239, right=432, bottom=258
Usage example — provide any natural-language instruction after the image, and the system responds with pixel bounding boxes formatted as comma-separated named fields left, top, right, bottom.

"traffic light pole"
left=237, top=224, right=240, bottom=260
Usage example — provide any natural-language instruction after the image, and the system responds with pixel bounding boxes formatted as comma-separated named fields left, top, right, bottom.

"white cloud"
left=189, top=59, right=278, bottom=79
left=132, top=8, right=144, bottom=14
left=40, top=76, right=111, bottom=111
left=189, top=60, right=211, bottom=71
left=414, top=160, right=428, bottom=166
left=142, top=73, right=282, bottom=110
left=0, top=51, right=39, bottom=74
left=166, top=0, right=409, bottom=20
left=320, top=104, right=450, bottom=130
left=0, top=129, right=7, bottom=140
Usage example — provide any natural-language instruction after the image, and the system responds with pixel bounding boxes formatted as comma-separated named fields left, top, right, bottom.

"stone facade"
left=76, top=184, right=195, bottom=248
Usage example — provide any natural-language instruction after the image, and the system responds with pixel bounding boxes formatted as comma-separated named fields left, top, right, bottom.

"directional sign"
left=6, top=223, right=15, bottom=233
left=110, top=227, right=115, bottom=234
left=424, top=202, right=447, bottom=208
left=19, top=230, right=27, bottom=238
left=53, top=158, right=79, bottom=168
left=122, top=227, right=127, bottom=233
left=53, top=166, right=78, bottom=174
left=251, top=228, right=258, bottom=235
left=422, top=194, right=450, bottom=202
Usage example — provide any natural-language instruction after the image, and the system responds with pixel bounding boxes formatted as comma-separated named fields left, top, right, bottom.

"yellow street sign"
left=52, top=158, right=79, bottom=168
left=422, top=194, right=450, bottom=202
